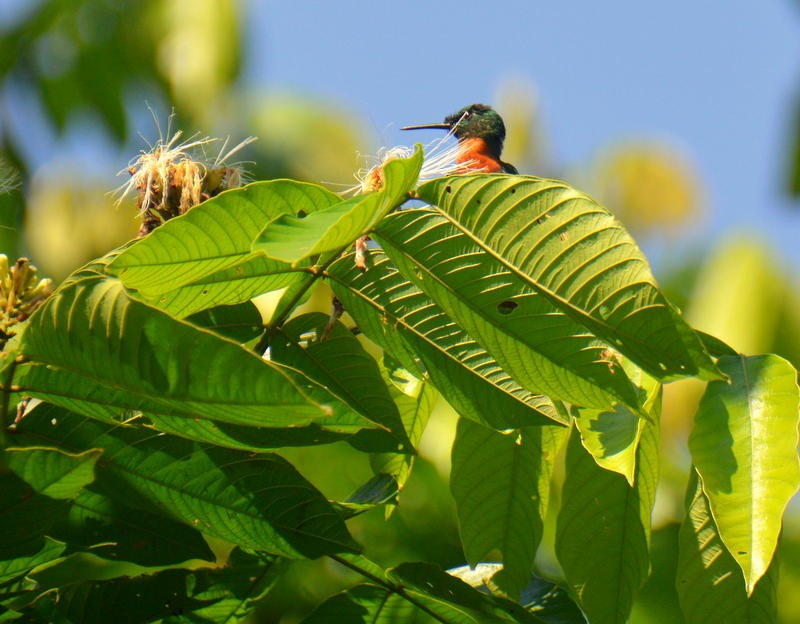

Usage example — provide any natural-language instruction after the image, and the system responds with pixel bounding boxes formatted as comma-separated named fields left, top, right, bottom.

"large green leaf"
left=416, top=175, right=719, bottom=382
left=108, top=180, right=339, bottom=295
left=676, top=470, right=778, bottom=623
left=143, top=254, right=308, bottom=318
left=186, top=300, right=263, bottom=346
left=255, top=147, right=423, bottom=264
left=571, top=361, right=661, bottom=485
left=688, top=354, right=800, bottom=593
left=270, top=313, right=412, bottom=449
left=450, top=419, right=567, bottom=599
left=374, top=208, right=642, bottom=411
left=555, top=419, right=658, bottom=624
left=145, top=415, right=374, bottom=452
left=13, top=407, right=358, bottom=559
left=12, top=276, right=373, bottom=432
left=328, top=251, right=564, bottom=429
left=5, top=447, right=101, bottom=500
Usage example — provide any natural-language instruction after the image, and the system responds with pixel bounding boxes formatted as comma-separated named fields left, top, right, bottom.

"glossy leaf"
left=13, top=407, right=359, bottom=560
left=416, top=174, right=719, bottom=382
left=328, top=251, right=564, bottom=429
left=451, top=419, right=567, bottom=599
left=555, top=419, right=658, bottom=624
left=255, top=147, right=423, bottom=264
left=374, top=208, right=642, bottom=411
left=109, top=179, right=339, bottom=295
left=5, top=446, right=101, bottom=500
left=676, top=470, right=778, bottom=623
left=689, top=354, right=800, bottom=593
left=13, top=276, right=369, bottom=431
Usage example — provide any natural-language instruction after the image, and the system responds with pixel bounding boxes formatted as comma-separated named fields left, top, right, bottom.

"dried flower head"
left=115, top=114, right=256, bottom=236
left=349, top=127, right=480, bottom=196
left=0, top=256, right=53, bottom=339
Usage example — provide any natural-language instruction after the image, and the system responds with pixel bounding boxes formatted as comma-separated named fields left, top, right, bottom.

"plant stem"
left=253, top=251, right=343, bottom=356
left=327, top=554, right=451, bottom=623
left=0, top=357, right=18, bottom=448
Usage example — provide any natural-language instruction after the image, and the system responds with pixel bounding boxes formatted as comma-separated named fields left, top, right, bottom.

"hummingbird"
left=402, top=103, right=518, bottom=174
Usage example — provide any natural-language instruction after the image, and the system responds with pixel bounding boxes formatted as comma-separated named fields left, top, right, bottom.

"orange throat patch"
left=456, top=137, right=504, bottom=173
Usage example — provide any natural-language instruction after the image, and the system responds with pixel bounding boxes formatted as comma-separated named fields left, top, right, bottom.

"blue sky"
left=250, top=1, right=800, bottom=263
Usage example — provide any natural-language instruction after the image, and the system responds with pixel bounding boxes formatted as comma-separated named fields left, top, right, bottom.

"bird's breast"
left=456, top=137, right=505, bottom=173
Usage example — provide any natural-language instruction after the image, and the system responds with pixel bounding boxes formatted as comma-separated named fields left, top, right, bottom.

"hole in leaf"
left=296, top=209, right=308, bottom=218
left=497, top=300, right=518, bottom=315
left=510, top=188, right=516, bottom=194
left=445, top=185, right=452, bottom=193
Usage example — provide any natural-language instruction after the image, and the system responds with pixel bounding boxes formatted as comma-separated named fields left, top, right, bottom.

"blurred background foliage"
left=1, top=1, right=799, bottom=622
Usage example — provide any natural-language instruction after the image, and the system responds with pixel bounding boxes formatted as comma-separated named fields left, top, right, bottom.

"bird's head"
left=402, top=103, right=506, bottom=152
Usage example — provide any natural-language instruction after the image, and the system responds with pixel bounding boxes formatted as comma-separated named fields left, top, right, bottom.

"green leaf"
left=571, top=361, right=661, bottom=484
left=13, top=407, right=359, bottom=559
left=555, top=419, right=658, bottom=624
left=334, top=474, right=400, bottom=518
left=387, top=562, right=545, bottom=623
left=188, top=549, right=286, bottom=623
left=5, top=447, right=101, bottom=500
left=13, top=276, right=366, bottom=430
left=255, top=146, right=423, bottom=264
left=108, top=179, right=339, bottom=296
left=270, top=313, right=411, bottom=449
left=450, top=419, right=567, bottom=599
left=416, top=174, right=719, bottom=382
left=0, top=537, right=64, bottom=585
left=676, top=470, right=778, bottom=623
left=146, top=414, right=365, bottom=451
left=304, top=584, right=417, bottom=623
left=374, top=208, right=643, bottom=411
left=369, top=358, right=437, bottom=507
left=17, top=568, right=214, bottom=623
left=688, top=354, right=800, bottom=593
left=54, top=486, right=214, bottom=567
left=138, top=254, right=308, bottom=318
left=0, top=472, right=69, bottom=563
left=328, top=251, right=564, bottom=429
left=448, top=563, right=587, bottom=624
left=306, top=560, right=547, bottom=623
left=186, top=300, right=263, bottom=346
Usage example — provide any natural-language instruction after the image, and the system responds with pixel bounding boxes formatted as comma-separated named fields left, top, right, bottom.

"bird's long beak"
left=401, top=123, right=452, bottom=131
